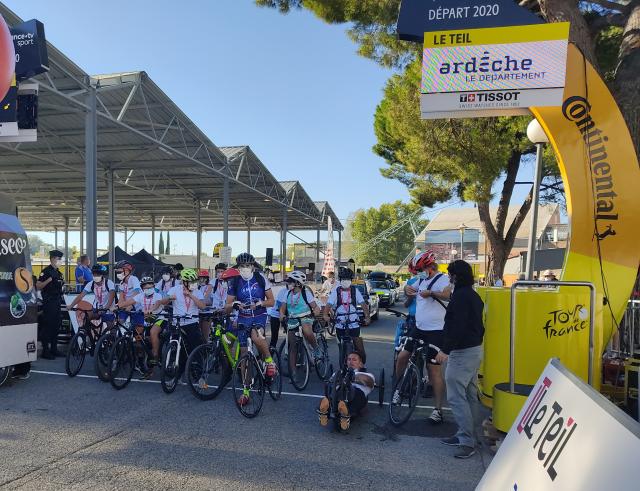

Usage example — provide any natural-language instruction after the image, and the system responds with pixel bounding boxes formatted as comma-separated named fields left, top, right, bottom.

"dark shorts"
left=336, top=326, right=360, bottom=339
left=403, top=328, right=443, bottom=364
left=118, top=310, right=144, bottom=327
left=234, top=314, right=267, bottom=348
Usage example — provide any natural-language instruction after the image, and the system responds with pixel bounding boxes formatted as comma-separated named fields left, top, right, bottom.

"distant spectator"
left=75, top=255, right=92, bottom=291
left=543, top=269, right=557, bottom=282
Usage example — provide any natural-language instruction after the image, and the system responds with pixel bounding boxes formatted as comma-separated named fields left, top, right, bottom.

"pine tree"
left=158, top=232, right=164, bottom=256
left=165, top=231, right=171, bottom=255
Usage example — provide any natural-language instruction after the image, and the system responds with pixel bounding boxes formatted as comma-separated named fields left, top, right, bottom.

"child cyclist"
left=116, top=276, right=167, bottom=368
left=279, top=271, right=322, bottom=368
left=67, top=264, right=116, bottom=326
left=114, top=260, right=143, bottom=329
left=156, top=266, right=178, bottom=296
left=197, top=269, right=215, bottom=339
left=224, top=252, right=277, bottom=406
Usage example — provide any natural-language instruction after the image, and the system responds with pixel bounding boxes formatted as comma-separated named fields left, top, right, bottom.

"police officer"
left=36, top=250, right=65, bottom=359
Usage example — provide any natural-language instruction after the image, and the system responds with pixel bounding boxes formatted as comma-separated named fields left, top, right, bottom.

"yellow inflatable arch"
left=480, top=44, right=640, bottom=430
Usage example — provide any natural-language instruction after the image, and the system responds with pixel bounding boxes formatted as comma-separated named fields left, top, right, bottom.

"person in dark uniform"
left=36, top=250, right=65, bottom=359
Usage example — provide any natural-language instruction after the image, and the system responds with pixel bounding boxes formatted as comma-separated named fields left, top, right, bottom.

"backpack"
left=90, top=279, right=111, bottom=294
left=417, top=273, right=447, bottom=309
left=334, top=285, right=359, bottom=311
left=229, top=272, right=267, bottom=297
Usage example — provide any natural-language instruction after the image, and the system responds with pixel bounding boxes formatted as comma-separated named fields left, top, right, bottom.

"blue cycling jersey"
left=228, top=273, right=271, bottom=318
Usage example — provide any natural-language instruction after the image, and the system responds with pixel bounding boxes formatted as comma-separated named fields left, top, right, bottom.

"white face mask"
left=239, top=267, right=253, bottom=280
left=143, top=288, right=155, bottom=297
left=162, top=274, right=171, bottom=281
left=92, top=276, right=102, bottom=283
left=340, top=280, right=351, bottom=289
left=188, top=282, right=198, bottom=292
left=417, top=271, right=427, bottom=279
left=286, top=282, right=294, bottom=291
left=116, top=272, right=125, bottom=281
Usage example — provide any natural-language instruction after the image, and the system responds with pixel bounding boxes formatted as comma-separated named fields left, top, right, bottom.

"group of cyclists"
left=63, top=252, right=373, bottom=417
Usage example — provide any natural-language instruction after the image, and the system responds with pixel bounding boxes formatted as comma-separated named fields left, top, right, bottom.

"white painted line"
left=30, top=369, right=450, bottom=411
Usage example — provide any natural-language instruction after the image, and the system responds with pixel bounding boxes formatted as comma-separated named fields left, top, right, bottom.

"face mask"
left=340, top=280, right=351, bottom=289
left=199, top=279, right=207, bottom=286
left=286, top=282, right=294, bottom=291
left=116, top=272, right=125, bottom=281
left=417, top=271, right=427, bottom=279
left=162, top=274, right=170, bottom=281
left=144, top=288, right=155, bottom=297
left=92, top=276, right=102, bottom=283
left=188, top=282, right=198, bottom=292
left=239, top=267, right=253, bottom=280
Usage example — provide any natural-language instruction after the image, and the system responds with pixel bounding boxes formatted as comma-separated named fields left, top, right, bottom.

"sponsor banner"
left=420, top=23, right=569, bottom=118
left=420, top=88, right=564, bottom=119
left=397, top=0, right=542, bottom=43
left=477, top=359, right=640, bottom=490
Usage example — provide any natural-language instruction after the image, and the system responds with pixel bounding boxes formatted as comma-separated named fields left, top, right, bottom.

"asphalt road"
left=0, top=308, right=490, bottom=490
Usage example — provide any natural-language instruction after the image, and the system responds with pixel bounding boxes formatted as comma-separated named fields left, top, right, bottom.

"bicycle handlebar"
left=386, top=308, right=408, bottom=318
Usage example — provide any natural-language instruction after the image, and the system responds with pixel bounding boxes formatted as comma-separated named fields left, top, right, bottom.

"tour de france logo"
left=542, top=304, right=589, bottom=339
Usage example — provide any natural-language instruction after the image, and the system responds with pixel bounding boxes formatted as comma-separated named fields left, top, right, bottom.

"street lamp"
left=458, top=223, right=467, bottom=260
left=525, top=119, right=550, bottom=281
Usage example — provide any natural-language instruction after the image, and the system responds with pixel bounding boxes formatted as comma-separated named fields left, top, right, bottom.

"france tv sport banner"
left=476, top=358, right=640, bottom=490
left=421, top=23, right=569, bottom=119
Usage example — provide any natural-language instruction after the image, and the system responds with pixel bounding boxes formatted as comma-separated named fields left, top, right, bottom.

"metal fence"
left=613, top=300, right=640, bottom=357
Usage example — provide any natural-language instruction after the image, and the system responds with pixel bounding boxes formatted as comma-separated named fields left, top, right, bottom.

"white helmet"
left=287, top=270, right=306, bottom=285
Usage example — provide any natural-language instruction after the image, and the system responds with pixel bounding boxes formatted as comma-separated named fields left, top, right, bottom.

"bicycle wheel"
left=277, top=339, right=289, bottom=378
left=290, top=338, right=310, bottom=391
left=95, top=330, right=117, bottom=382
left=232, top=353, right=265, bottom=418
left=186, top=343, right=228, bottom=400
left=108, top=336, right=134, bottom=390
left=0, top=366, right=10, bottom=387
left=161, top=342, right=181, bottom=394
left=65, top=330, right=87, bottom=377
left=314, top=334, right=331, bottom=381
left=267, top=346, right=282, bottom=401
left=389, top=364, right=420, bottom=427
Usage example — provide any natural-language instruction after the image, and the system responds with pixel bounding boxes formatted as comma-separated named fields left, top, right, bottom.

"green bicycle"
left=186, top=314, right=241, bottom=400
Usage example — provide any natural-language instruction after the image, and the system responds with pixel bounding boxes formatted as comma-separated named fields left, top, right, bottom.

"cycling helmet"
left=287, top=270, right=306, bottom=285
left=408, top=252, right=425, bottom=275
left=91, top=264, right=108, bottom=275
left=197, top=269, right=210, bottom=278
left=215, top=263, right=227, bottom=271
left=338, top=267, right=354, bottom=280
left=140, top=276, right=155, bottom=288
left=236, top=252, right=255, bottom=266
left=115, top=260, right=133, bottom=272
left=161, top=265, right=174, bottom=275
left=181, top=268, right=198, bottom=282
left=414, top=250, right=437, bottom=271
left=221, top=268, right=240, bottom=280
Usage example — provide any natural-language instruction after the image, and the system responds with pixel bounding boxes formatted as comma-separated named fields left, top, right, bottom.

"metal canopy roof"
left=0, top=4, right=342, bottom=234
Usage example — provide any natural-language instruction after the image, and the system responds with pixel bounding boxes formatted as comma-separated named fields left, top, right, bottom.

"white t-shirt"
left=353, top=370, right=375, bottom=397
left=210, top=279, right=228, bottom=310
left=268, top=287, right=289, bottom=318
left=167, top=285, right=204, bottom=319
left=415, top=273, right=450, bottom=331
left=156, top=278, right=177, bottom=296
left=132, top=291, right=165, bottom=315
left=118, top=275, right=141, bottom=301
left=82, top=279, right=116, bottom=309
left=327, top=286, right=365, bottom=329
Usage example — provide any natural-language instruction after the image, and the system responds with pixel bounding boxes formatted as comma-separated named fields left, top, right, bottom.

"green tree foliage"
left=27, top=234, right=53, bottom=256
left=165, top=231, right=171, bottom=255
left=349, top=200, right=426, bottom=265
left=158, top=232, right=164, bottom=257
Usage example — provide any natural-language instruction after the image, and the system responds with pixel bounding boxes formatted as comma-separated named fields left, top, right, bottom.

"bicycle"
left=278, top=316, right=331, bottom=391
left=94, top=309, right=131, bottom=382
left=65, top=307, right=112, bottom=377
left=232, top=322, right=282, bottom=418
left=160, top=314, right=199, bottom=394
left=186, top=312, right=240, bottom=400
left=107, top=312, right=159, bottom=390
left=388, top=334, right=441, bottom=427
left=386, top=308, right=415, bottom=379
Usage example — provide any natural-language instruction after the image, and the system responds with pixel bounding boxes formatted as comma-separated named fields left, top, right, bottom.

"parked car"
left=368, top=278, right=399, bottom=307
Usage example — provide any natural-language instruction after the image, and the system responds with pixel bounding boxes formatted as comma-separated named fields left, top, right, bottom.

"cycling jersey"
left=167, top=285, right=204, bottom=320
left=118, top=275, right=141, bottom=302
left=210, top=280, right=228, bottom=310
left=406, top=276, right=420, bottom=316
left=267, top=287, right=288, bottom=318
left=327, top=287, right=364, bottom=329
left=286, top=289, right=313, bottom=328
left=82, top=279, right=115, bottom=309
left=156, top=278, right=177, bottom=296
left=228, top=273, right=271, bottom=318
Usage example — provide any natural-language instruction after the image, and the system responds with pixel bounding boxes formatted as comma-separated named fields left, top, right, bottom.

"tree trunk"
left=613, top=2, right=640, bottom=156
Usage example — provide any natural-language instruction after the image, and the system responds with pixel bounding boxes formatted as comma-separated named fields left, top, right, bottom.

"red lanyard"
left=184, top=290, right=192, bottom=312
left=95, top=284, right=104, bottom=306
left=289, top=291, right=301, bottom=309
left=341, top=289, right=352, bottom=311
left=143, top=295, right=154, bottom=312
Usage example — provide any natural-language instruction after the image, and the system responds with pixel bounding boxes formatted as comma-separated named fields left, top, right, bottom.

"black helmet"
left=236, top=253, right=255, bottom=265
left=161, top=265, right=174, bottom=275
left=338, top=267, right=354, bottom=280
left=91, top=264, right=108, bottom=275
left=215, top=263, right=228, bottom=271
left=140, top=276, right=155, bottom=288
left=115, top=260, right=133, bottom=272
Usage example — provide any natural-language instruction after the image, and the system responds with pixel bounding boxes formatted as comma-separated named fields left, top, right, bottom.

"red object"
left=221, top=268, right=240, bottom=280
left=413, top=250, right=437, bottom=272
left=197, top=269, right=210, bottom=278
left=0, top=15, right=15, bottom=102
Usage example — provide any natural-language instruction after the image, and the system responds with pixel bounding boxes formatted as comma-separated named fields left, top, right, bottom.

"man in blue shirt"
left=75, top=255, right=93, bottom=292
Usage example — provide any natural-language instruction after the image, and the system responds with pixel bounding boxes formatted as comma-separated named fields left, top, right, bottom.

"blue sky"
left=5, top=0, right=534, bottom=257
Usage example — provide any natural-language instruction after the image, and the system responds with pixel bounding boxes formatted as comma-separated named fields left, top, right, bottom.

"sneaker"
left=428, top=408, right=444, bottom=425
left=440, top=436, right=460, bottom=446
left=454, top=446, right=477, bottom=459
left=318, top=397, right=330, bottom=426
left=265, top=362, right=277, bottom=378
left=391, top=389, right=401, bottom=405
left=337, top=400, right=350, bottom=431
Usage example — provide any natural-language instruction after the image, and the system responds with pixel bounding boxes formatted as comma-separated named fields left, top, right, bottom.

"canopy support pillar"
left=64, top=216, right=69, bottom=283
left=108, top=168, right=115, bottom=280
left=281, top=209, right=287, bottom=279
left=316, top=228, right=320, bottom=281
left=223, top=176, right=229, bottom=247
left=247, top=220, right=251, bottom=254
left=79, top=198, right=84, bottom=256
left=196, top=201, right=202, bottom=270
left=151, top=216, right=156, bottom=257
left=85, top=82, right=98, bottom=265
